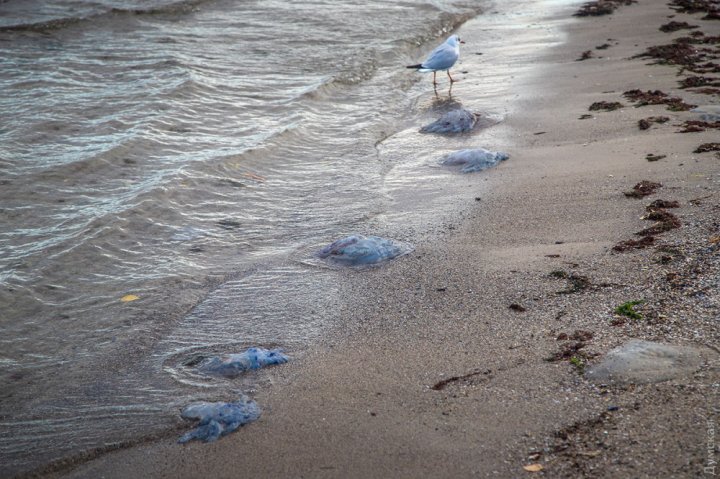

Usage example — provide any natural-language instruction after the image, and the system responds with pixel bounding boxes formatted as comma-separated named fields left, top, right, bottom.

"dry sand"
left=47, top=0, right=719, bottom=477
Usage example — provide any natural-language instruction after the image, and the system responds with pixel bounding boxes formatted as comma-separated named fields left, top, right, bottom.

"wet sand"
left=48, top=0, right=720, bottom=477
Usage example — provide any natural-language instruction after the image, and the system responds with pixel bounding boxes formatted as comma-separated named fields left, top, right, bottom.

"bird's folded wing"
left=421, top=44, right=458, bottom=70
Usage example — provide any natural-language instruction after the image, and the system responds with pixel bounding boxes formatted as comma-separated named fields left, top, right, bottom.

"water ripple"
left=0, top=0, right=488, bottom=475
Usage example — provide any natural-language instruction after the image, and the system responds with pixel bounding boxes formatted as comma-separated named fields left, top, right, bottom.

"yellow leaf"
left=120, top=294, right=139, bottom=302
left=523, top=464, right=544, bottom=472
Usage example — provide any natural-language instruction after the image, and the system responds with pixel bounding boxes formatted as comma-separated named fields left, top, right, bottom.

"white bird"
left=407, top=34, right=465, bottom=86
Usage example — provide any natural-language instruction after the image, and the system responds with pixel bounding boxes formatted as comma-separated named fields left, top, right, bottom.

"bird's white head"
left=446, top=34, right=465, bottom=47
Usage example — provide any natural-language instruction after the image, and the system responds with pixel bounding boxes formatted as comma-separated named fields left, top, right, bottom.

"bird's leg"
left=447, top=70, right=456, bottom=83
left=432, top=71, right=437, bottom=86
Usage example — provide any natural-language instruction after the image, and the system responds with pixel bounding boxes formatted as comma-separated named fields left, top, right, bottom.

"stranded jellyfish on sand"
left=197, top=347, right=289, bottom=378
left=178, top=400, right=261, bottom=443
left=318, top=235, right=413, bottom=266
left=420, top=107, right=478, bottom=134
left=440, top=148, right=509, bottom=173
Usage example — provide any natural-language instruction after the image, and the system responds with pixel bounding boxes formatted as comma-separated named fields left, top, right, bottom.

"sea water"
left=0, top=0, right=573, bottom=474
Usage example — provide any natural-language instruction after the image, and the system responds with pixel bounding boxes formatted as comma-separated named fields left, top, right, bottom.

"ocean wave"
left=0, top=0, right=212, bottom=33
left=0, top=16, right=84, bottom=33
left=108, top=0, right=214, bottom=16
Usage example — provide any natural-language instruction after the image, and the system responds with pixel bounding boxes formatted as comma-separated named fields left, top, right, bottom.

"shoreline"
left=47, top=0, right=720, bottom=477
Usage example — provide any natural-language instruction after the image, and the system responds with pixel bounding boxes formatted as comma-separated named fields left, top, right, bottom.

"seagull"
left=407, top=34, right=465, bottom=86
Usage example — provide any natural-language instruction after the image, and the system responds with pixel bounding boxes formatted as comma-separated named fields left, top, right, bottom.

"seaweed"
left=588, top=101, right=624, bottom=111
left=679, top=75, right=720, bottom=88
left=690, top=87, right=720, bottom=94
left=669, top=0, right=720, bottom=17
left=613, top=236, right=655, bottom=252
left=679, top=120, right=720, bottom=132
left=623, top=89, right=696, bottom=111
left=614, top=300, right=644, bottom=320
left=695, top=142, right=720, bottom=153
left=547, top=341, right=588, bottom=361
left=634, top=37, right=720, bottom=74
left=624, top=180, right=662, bottom=198
left=647, top=199, right=680, bottom=209
left=574, top=0, right=636, bottom=16
left=659, top=21, right=699, bottom=32
left=638, top=116, right=669, bottom=130
left=569, top=356, right=586, bottom=374
left=636, top=209, right=681, bottom=236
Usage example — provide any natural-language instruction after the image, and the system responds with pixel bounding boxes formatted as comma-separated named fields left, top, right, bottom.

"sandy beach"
left=41, top=0, right=720, bottom=477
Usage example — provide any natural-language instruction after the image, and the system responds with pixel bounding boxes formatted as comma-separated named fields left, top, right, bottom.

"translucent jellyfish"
left=440, top=148, right=509, bottom=173
left=178, top=400, right=261, bottom=443
left=198, top=347, right=289, bottom=378
left=318, top=235, right=413, bottom=266
left=420, top=108, right=478, bottom=134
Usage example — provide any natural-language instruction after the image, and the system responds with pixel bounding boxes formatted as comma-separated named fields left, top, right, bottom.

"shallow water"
left=0, top=0, right=574, bottom=474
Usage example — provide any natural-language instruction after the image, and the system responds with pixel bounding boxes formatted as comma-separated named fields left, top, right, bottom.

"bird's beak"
left=460, top=40, right=466, bottom=44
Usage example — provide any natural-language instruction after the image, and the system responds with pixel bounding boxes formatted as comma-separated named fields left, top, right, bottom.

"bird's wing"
left=421, top=43, right=458, bottom=71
